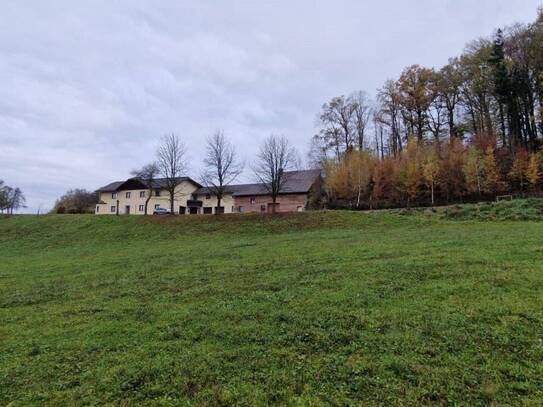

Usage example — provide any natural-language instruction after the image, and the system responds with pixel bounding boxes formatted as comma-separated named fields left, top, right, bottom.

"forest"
left=311, top=8, right=543, bottom=209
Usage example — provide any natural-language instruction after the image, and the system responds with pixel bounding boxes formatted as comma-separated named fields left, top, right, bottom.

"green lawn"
left=1, top=207, right=542, bottom=406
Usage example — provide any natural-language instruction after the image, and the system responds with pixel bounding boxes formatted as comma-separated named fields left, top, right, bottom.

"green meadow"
left=1, top=202, right=542, bottom=405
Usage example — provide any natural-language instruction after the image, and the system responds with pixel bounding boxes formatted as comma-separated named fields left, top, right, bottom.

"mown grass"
left=1, top=203, right=543, bottom=406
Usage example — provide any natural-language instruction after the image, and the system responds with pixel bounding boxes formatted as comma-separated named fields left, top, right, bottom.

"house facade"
left=95, top=177, right=202, bottom=215
left=95, top=169, right=322, bottom=215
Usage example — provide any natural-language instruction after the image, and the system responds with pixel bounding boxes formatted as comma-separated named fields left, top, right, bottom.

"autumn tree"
left=327, top=151, right=374, bottom=208
left=525, top=153, right=541, bottom=190
left=422, top=145, right=440, bottom=205
left=508, top=149, right=529, bottom=193
left=463, top=146, right=485, bottom=196
left=397, top=65, right=436, bottom=143
left=438, top=139, right=466, bottom=203
left=400, top=139, right=424, bottom=206
left=481, top=146, right=503, bottom=194
left=371, top=158, right=401, bottom=209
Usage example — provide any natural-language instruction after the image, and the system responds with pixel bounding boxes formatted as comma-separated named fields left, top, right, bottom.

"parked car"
left=153, top=207, right=171, bottom=215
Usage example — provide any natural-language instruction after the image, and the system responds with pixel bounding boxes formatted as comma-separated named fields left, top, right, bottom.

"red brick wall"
left=234, top=194, right=308, bottom=213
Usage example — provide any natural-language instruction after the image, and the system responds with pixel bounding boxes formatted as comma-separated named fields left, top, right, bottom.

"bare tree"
left=201, top=130, right=244, bottom=214
left=0, top=180, right=6, bottom=214
left=307, top=134, right=330, bottom=169
left=318, top=95, right=357, bottom=154
left=377, top=80, right=403, bottom=157
left=351, top=91, right=373, bottom=150
left=1, top=185, right=26, bottom=215
left=131, top=162, right=160, bottom=215
left=253, top=135, right=298, bottom=214
left=156, top=134, right=188, bottom=214
left=372, top=110, right=386, bottom=160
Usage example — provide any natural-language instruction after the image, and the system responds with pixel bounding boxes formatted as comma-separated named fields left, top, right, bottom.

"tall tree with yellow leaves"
left=482, top=146, right=502, bottom=195
left=400, top=139, right=424, bottom=206
left=525, top=153, right=541, bottom=191
left=422, top=145, right=440, bottom=205
left=463, top=146, right=484, bottom=196
left=508, top=150, right=529, bottom=194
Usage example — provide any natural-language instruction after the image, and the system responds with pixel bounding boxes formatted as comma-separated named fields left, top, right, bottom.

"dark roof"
left=195, top=169, right=321, bottom=197
left=96, top=177, right=201, bottom=192
left=96, top=181, right=125, bottom=192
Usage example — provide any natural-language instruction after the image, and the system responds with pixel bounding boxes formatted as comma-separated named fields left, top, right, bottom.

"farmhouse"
left=95, top=169, right=322, bottom=215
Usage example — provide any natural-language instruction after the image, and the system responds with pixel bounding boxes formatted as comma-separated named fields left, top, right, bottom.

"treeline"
left=311, top=9, right=543, bottom=208
left=326, top=137, right=541, bottom=208
left=0, top=180, right=26, bottom=215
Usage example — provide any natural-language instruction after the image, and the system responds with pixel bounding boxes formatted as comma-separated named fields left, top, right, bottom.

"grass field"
left=1, top=202, right=543, bottom=406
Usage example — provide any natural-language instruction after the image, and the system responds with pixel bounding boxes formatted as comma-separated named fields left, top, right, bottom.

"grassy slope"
left=1, top=208, right=542, bottom=406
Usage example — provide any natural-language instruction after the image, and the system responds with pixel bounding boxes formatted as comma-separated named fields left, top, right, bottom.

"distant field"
left=1, top=203, right=543, bottom=406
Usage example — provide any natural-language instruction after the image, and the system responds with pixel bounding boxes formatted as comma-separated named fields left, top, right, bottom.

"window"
left=110, top=206, right=116, bottom=213
left=260, top=205, right=266, bottom=212
left=125, top=192, right=131, bottom=199
left=155, top=190, right=160, bottom=197
left=215, top=206, right=224, bottom=214
left=250, top=196, right=256, bottom=204
left=139, top=191, right=145, bottom=198
left=231, top=206, right=234, bottom=213
left=111, top=192, right=117, bottom=199
left=96, top=205, right=100, bottom=213
left=205, top=194, right=211, bottom=200
left=238, top=206, right=244, bottom=213
left=139, top=205, right=145, bottom=212
left=191, top=193, right=198, bottom=200
left=154, top=204, right=160, bottom=209
left=203, top=207, right=212, bottom=214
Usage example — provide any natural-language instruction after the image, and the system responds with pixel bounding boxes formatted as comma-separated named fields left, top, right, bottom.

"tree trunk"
left=448, top=109, right=455, bottom=142
left=144, top=190, right=152, bottom=215
left=216, top=195, right=222, bottom=215
left=272, top=195, right=277, bottom=214
left=169, top=191, right=175, bottom=214
left=498, top=102, right=507, bottom=149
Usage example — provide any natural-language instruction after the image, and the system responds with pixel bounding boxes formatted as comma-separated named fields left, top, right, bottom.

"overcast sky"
left=1, top=1, right=541, bottom=213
